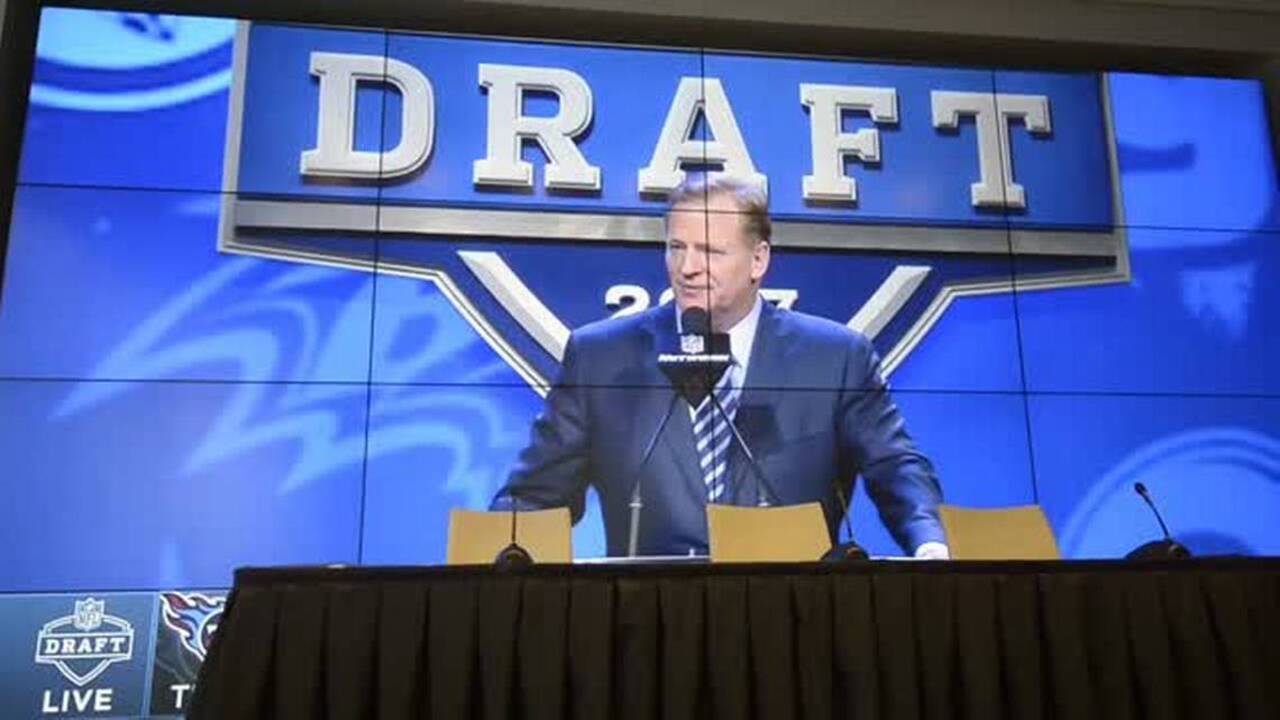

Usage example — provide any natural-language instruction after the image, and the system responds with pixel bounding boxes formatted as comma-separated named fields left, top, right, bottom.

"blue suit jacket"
left=493, top=300, right=945, bottom=556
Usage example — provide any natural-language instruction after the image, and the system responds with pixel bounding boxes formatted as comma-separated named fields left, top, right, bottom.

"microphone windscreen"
left=681, top=306, right=711, bottom=335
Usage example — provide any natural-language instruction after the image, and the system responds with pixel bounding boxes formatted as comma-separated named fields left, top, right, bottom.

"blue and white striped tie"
left=693, top=364, right=741, bottom=502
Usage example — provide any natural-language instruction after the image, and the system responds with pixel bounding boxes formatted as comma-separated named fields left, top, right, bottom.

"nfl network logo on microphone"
left=218, top=22, right=1129, bottom=390
left=681, top=334, right=706, bottom=354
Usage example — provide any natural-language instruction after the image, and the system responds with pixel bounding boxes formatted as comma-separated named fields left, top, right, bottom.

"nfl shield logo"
left=72, top=598, right=105, bottom=631
left=680, top=334, right=705, bottom=354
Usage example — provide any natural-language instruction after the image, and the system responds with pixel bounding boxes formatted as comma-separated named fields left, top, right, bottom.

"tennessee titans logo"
left=158, top=592, right=225, bottom=662
left=31, top=9, right=234, bottom=111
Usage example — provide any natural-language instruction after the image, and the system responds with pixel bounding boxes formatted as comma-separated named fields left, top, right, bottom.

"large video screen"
left=1, top=8, right=1278, bottom=716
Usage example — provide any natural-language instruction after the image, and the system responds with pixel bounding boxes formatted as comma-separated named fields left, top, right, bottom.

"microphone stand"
left=1127, top=482, right=1191, bottom=560
left=703, top=370, right=867, bottom=561
left=821, top=482, right=869, bottom=562
left=627, top=390, right=683, bottom=558
left=494, top=486, right=534, bottom=568
left=706, top=386, right=780, bottom=507
left=707, top=388, right=867, bottom=561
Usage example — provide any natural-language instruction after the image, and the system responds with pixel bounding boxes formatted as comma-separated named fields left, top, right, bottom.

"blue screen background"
left=3, top=9, right=1279, bottom=596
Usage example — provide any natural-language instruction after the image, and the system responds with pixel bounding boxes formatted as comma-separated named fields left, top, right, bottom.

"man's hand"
left=914, top=541, right=950, bottom=560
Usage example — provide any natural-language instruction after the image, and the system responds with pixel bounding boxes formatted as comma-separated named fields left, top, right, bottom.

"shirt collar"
left=674, top=294, right=763, bottom=370
left=727, top=294, right=763, bottom=371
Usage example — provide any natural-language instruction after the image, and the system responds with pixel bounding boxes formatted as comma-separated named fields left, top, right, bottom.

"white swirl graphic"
left=31, top=10, right=235, bottom=112
left=1059, top=428, right=1280, bottom=558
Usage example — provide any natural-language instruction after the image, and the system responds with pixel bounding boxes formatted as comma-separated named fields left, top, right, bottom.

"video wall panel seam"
left=3, top=7, right=1277, bottom=583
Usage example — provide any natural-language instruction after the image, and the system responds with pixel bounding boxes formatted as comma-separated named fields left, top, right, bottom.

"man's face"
left=665, top=193, right=770, bottom=331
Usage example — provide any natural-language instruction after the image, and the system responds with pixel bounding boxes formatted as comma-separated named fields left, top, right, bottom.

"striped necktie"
left=693, top=364, right=741, bottom=502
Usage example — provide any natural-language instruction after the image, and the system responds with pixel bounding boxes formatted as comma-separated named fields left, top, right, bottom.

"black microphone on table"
left=493, top=486, right=534, bottom=568
left=1126, top=481, right=1191, bottom=560
left=821, top=481, right=869, bottom=562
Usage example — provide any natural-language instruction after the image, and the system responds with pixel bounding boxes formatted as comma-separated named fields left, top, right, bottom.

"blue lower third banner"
left=0, top=590, right=226, bottom=719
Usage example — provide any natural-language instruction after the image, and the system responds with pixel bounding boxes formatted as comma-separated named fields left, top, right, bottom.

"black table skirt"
left=188, top=559, right=1280, bottom=720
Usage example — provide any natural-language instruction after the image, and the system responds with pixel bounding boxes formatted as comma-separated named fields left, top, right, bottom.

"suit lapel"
left=727, top=301, right=786, bottom=505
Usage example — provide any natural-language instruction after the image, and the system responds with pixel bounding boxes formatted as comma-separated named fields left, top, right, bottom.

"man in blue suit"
left=493, top=175, right=948, bottom=559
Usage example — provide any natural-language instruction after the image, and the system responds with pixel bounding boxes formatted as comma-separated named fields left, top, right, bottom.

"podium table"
left=189, top=558, right=1280, bottom=719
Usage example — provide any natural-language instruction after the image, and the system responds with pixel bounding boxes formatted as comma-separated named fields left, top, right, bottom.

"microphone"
left=626, top=390, right=683, bottom=557
left=658, top=307, right=730, bottom=407
left=493, top=487, right=534, bottom=568
left=1126, top=481, right=1191, bottom=560
left=820, top=481, right=869, bottom=562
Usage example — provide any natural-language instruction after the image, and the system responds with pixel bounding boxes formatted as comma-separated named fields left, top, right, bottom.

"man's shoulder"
left=569, top=304, right=666, bottom=350
left=771, top=306, right=871, bottom=353
left=767, top=307, right=883, bottom=387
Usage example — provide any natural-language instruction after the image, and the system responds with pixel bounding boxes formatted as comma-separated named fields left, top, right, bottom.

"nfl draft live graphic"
left=35, top=598, right=134, bottom=689
left=220, top=23, right=1127, bottom=392
left=10, top=594, right=155, bottom=717
left=0, top=591, right=219, bottom=717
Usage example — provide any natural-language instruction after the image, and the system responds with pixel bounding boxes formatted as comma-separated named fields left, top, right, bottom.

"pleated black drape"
left=189, top=560, right=1280, bottom=720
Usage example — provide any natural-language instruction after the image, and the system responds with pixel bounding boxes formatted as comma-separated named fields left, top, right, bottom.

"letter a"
left=638, top=77, right=766, bottom=195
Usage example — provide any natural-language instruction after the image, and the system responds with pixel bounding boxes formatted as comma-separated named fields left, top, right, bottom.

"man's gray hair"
left=667, top=174, right=771, bottom=245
